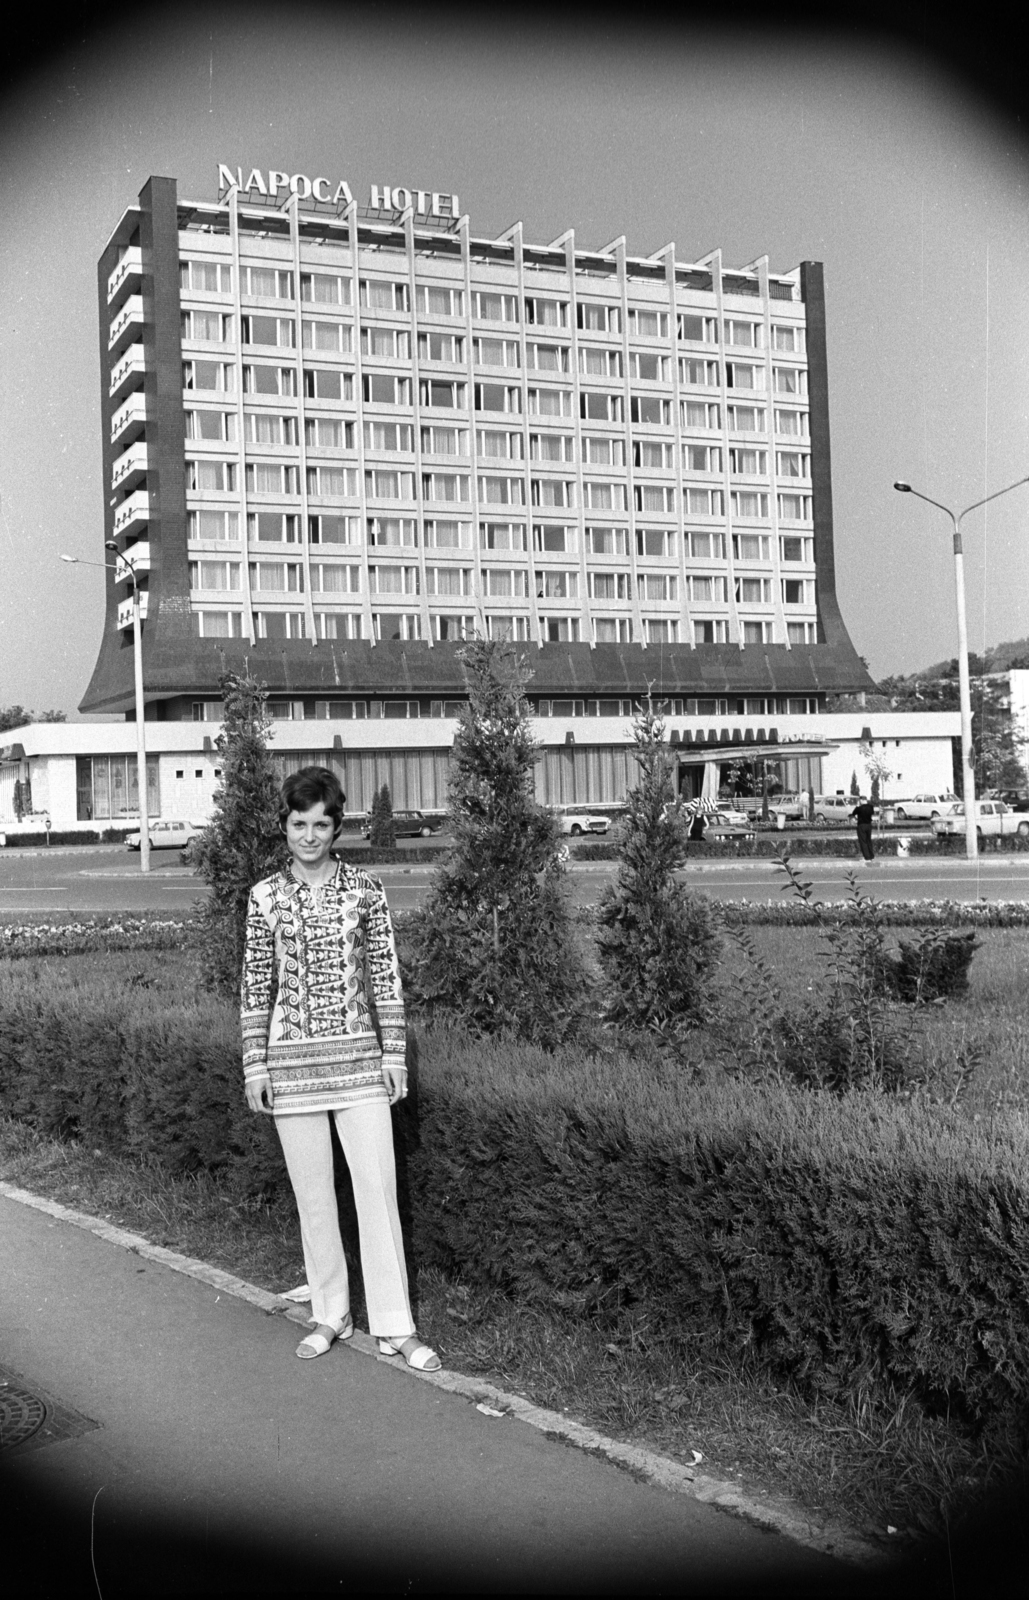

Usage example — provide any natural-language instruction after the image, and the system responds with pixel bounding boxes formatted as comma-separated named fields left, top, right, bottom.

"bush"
left=885, top=929, right=981, bottom=1003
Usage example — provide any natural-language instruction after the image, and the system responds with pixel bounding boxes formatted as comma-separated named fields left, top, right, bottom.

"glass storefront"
left=76, top=755, right=160, bottom=821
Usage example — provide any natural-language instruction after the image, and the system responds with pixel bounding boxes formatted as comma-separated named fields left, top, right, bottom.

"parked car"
left=812, top=794, right=863, bottom=822
left=893, top=792, right=959, bottom=820
left=997, top=790, right=1029, bottom=813
left=552, top=805, right=611, bottom=837
left=712, top=804, right=750, bottom=827
left=767, top=793, right=807, bottom=820
left=127, top=819, right=203, bottom=851
left=363, top=810, right=444, bottom=839
left=695, top=811, right=756, bottom=843
left=931, top=801, right=1029, bottom=839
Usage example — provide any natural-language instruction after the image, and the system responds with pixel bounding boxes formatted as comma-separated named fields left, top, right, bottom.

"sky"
left=2, top=2, right=1028, bottom=716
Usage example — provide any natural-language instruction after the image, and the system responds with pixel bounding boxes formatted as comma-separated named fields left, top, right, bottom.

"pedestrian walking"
left=850, top=796, right=878, bottom=862
left=241, top=765, right=440, bottom=1370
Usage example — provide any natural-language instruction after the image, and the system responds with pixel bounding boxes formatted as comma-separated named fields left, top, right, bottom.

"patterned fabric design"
left=240, top=861, right=406, bottom=1115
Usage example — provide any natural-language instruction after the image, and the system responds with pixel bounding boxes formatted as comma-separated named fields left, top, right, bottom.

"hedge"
left=2, top=962, right=1028, bottom=1427
left=573, top=832, right=1029, bottom=861
left=0, top=828, right=135, bottom=849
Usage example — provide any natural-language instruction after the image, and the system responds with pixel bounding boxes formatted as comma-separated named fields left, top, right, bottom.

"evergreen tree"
left=368, top=782, right=396, bottom=848
left=405, top=637, right=588, bottom=1047
left=596, top=701, right=719, bottom=1044
left=190, top=670, right=286, bottom=997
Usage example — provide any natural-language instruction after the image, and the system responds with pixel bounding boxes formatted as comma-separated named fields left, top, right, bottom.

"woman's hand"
left=245, top=1075, right=275, bottom=1115
left=382, top=1065, right=408, bottom=1106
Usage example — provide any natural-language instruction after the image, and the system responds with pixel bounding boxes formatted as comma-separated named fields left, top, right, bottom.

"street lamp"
left=893, top=475, right=1029, bottom=861
left=60, top=548, right=151, bottom=874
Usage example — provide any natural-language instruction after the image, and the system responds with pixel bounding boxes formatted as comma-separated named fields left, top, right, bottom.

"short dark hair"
left=278, top=766, right=346, bottom=835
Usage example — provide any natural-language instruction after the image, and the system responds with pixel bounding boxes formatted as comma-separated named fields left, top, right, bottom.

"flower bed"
left=0, top=916, right=199, bottom=958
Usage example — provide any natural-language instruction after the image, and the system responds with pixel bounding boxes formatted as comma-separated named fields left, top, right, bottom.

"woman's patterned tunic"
left=240, top=861, right=406, bottom=1115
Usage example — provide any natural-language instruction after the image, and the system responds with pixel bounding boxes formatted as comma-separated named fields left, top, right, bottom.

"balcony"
left=109, top=343, right=146, bottom=400
left=111, top=392, right=147, bottom=445
left=109, top=295, right=144, bottom=354
left=116, top=590, right=150, bottom=631
left=112, top=489, right=151, bottom=539
left=113, top=543, right=151, bottom=582
left=111, top=442, right=149, bottom=493
left=108, top=247, right=142, bottom=304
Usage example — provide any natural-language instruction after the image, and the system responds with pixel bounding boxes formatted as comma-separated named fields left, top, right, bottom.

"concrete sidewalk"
left=0, top=1191, right=873, bottom=1598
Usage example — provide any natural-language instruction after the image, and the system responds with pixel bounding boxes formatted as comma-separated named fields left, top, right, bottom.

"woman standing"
left=241, top=765, right=440, bottom=1370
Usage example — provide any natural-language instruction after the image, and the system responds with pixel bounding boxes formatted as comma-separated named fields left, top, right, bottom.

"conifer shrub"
left=885, top=928, right=981, bottom=1003
left=403, top=638, right=590, bottom=1048
left=368, top=783, right=396, bottom=848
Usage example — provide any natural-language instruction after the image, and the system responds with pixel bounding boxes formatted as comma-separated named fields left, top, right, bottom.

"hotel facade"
left=2, top=171, right=961, bottom=830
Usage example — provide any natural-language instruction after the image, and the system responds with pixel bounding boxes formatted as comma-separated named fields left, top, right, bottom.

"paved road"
left=0, top=1192, right=862, bottom=1597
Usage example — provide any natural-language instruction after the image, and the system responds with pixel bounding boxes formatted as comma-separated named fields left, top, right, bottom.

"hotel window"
left=432, top=615, right=476, bottom=642
left=365, top=469, right=416, bottom=500
left=367, top=517, right=418, bottom=547
left=589, top=571, right=631, bottom=600
left=480, top=522, right=527, bottom=551
left=776, top=451, right=810, bottom=479
left=304, top=417, right=351, bottom=450
left=725, top=362, right=764, bottom=391
left=309, top=514, right=359, bottom=545
left=422, top=472, right=470, bottom=503
left=742, top=620, right=773, bottom=643
left=531, top=478, right=575, bottom=509
left=679, top=358, right=719, bottom=387
left=677, top=313, right=718, bottom=343
left=772, top=324, right=806, bottom=352
left=300, top=272, right=350, bottom=305
left=370, top=700, right=423, bottom=718
left=188, top=510, right=239, bottom=541
left=634, top=440, right=674, bottom=470
left=536, top=698, right=585, bottom=716
left=485, top=615, right=531, bottom=641
left=636, top=528, right=675, bottom=558
left=181, top=310, right=233, bottom=343
left=688, top=575, right=728, bottom=603
left=362, top=327, right=410, bottom=359
left=305, top=464, right=357, bottom=495
left=782, top=578, right=814, bottom=606
left=694, top=619, right=728, bottom=643
left=584, top=481, right=628, bottom=511
left=255, top=611, right=306, bottom=639
left=418, top=516, right=470, bottom=552
left=483, top=568, right=529, bottom=598
left=772, top=366, right=807, bottom=395
left=310, top=563, right=361, bottom=594
left=528, top=343, right=571, bottom=373
left=250, top=561, right=304, bottom=592
left=418, top=331, right=464, bottom=363
left=180, top=259, right=232, bottom=294
left=479, top=429, right=524, bottom=460
left=729, top=448, right=767, bottom=475
left=687, top=530, right=725, bottom=559
left=242, top=267, right=293, bottom=298
left=542, top=617, right=580, bottom=643
left=582, top=436, right=625, bottom=466
left=524, top=296, right=568, bottom=328
left=727, top=405, right=766, bottom=433
left=359, top=279, right=409, bottom=312
left=774, top=409, right=809, bottom=437
left=474, top=382, right=520, bottom=413
left=735, top=578, right=772, bottom=604
left=579, top=346, right=622, bottom=378
left=731, top=491, right=769, bottom=518
left=533, top=524, right=575, bottom=553
left=372, top=613, right=421, bottom=641
left=641, top=618, right=678, bottom=644
left=303, top=368, right=351, bottom=401
left=684, top=487, right=723, bottom=515
left=530, top=388, right=574, bottom=417
left=421, top=424, right=468, bottom=455
left=191, top=610, right=245, bottom=638
left=473, top=337, right=520, bottom=368
left=183, top=360, right=235, bottom=391
left=585, top=526, right=628, bottom=556
left=733, top=532, right=771, bottom=561
left=364, top=374, right=412, bottom=405
left=529, top=432, right=573, bottom=463
left=185, top=409, right=237, bottom=442
left=245, top=413, right=299, bottom=445
left=303, top=320, right=351, bottom=354
left=472, top=291, right=519, bottom=322
left=581, top=391, right=624, bottom=422
left=248, top=512, right=301, bottom=543
left=187, top=459, right=237, bottom=492
left=577, top=302, right=620, bottom=333
left=369, top=564, right=419, bottom=595
left=629, top=352, right=671, bottom=382
left=778, top=493, right=812, bottom=521
left=240, top=315, right=294, bottom=348
left=593, top=619, right=632, bottom=643
left=684, top=444, right=721, bottom=472
left=417, top=284, right=464, bottom=316
left=314, top=696, right=368, bottom=718
left=425, top=566, right=473, bottom=597
left=365, top=420, right=414, bottom=451
left=787, top=622, right=817, bottom=644
left=244, top=364, right=297, bottom=396
left=682, top=400, right=720, bottom=429
left=780, top=535, right=813, bottom=563
left=723, top=319, right=762, bottom=348
left=635, top=484, right=676, bottom=513
left=188, top=560, right=240, bottom=590
left=479, top=475, right=526, bottom=505
left=627, top=309, right=668, bottom=339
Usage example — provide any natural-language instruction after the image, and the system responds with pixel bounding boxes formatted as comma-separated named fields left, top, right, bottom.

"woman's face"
left=285, top=800, right=336, bottom=872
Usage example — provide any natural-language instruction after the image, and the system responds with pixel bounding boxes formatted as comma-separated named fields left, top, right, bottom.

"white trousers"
left=275, top=1101, right=414, bottom=1338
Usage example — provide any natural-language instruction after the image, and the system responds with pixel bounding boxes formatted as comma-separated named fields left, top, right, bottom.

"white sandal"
left=378, top=1335, right=441, bottom=1372
left=296, top=1312, right=354, bottom=1360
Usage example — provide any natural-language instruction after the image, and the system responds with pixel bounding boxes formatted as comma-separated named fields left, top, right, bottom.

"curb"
left=0, top=1178, right=885, bottom=1571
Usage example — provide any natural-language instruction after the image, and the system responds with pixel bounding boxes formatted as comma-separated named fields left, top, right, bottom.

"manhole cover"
left=0, top=1385, right=48, bottom=1450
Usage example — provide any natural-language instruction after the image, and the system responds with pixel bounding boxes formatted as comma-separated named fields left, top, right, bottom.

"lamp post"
left=893, top=476, right=1029, bottom=861
left=60, top=549, right=150, bottom=874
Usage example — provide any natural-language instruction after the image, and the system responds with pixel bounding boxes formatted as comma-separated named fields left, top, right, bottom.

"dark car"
left=998, top=791, right=1029, bottom=813
left=363, top=810, right=444, bottom=839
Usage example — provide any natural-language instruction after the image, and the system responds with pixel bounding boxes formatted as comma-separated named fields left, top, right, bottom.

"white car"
left=552, top=806, right=611, bottom=837
left=126, top=819, right=203, bottom=851
left=893, top=792, right=959, bottom=820
left=812, top=794, right=863, bottom=821
left=931, top=801, right=1029, bottom=839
